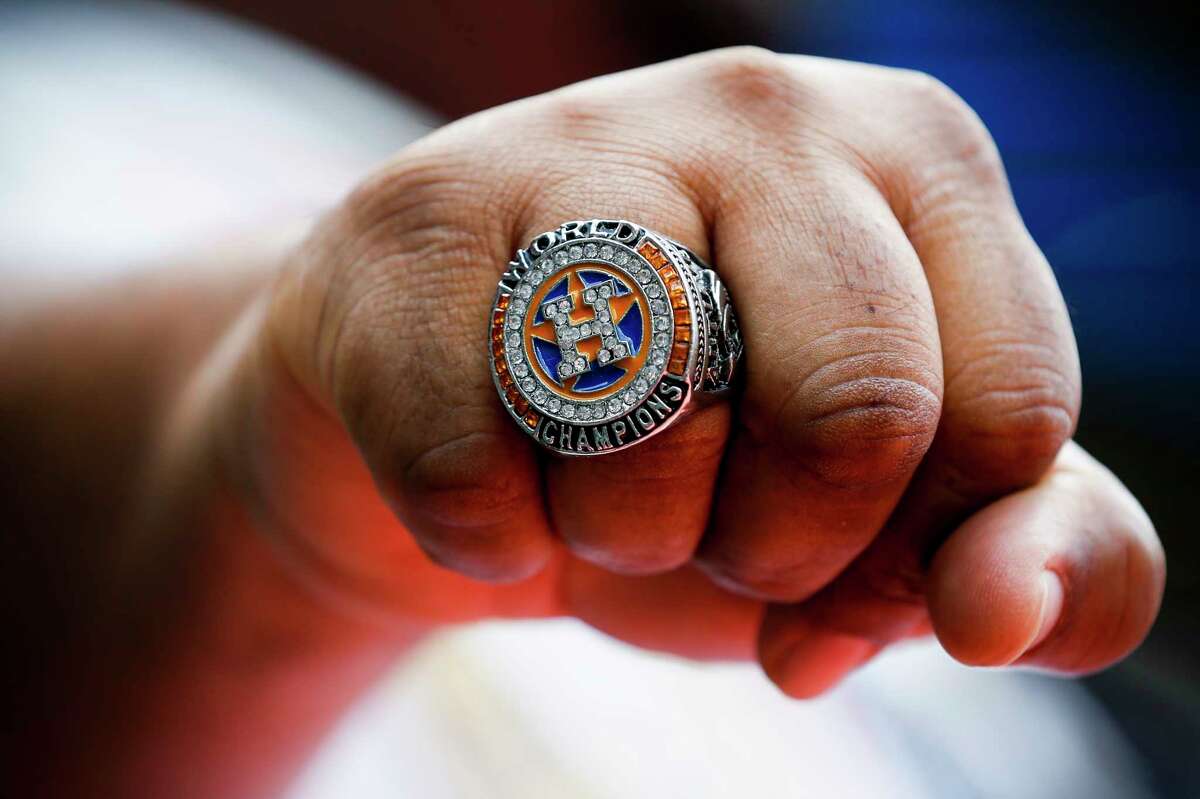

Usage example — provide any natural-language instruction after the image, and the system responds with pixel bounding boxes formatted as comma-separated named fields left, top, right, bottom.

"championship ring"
left=488, top=219, right=741, bottom=456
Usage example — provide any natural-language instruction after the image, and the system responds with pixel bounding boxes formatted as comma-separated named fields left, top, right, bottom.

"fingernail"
left=1028, top=571, right=1064, bottom=653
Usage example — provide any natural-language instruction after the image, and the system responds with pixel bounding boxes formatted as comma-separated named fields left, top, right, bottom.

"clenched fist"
left=179, top=48, right=1162, bottom=699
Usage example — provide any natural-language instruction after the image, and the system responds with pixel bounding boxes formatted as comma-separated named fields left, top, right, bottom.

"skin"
left=1, top=49, right=1165, bottom=798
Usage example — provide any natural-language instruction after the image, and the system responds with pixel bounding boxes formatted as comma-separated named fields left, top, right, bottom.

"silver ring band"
left=488, top=219, right=742, bottom=456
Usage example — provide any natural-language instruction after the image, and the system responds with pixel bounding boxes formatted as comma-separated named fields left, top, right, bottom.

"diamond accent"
left=494, top=225, right=710, bottom=440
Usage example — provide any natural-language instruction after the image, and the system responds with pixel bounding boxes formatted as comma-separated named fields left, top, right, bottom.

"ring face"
left=523, top=259, right=654, bottom=405
left=489, top=219, right=740, bottom=456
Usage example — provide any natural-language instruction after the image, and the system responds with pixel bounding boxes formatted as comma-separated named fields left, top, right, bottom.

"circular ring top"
left=488, top=219, right=717, bottom=456
left=523, top=258, right=654, bottom=407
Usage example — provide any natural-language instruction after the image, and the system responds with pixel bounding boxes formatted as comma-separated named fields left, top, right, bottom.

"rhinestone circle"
left=498, top=238, right=678, bottom=424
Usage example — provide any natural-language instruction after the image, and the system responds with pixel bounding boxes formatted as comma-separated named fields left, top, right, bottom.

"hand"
left=200, top=48, right=1163, bottom=695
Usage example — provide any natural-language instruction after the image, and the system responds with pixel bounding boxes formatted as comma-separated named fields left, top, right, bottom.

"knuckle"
left=319, top=157, right=509, bottom=433
left=347, top=145, right=468, bottom=237
left=398, top=429, right=547, bottom=580
left=539, top=91, right=617, bottom=138
left=400, top=430, right=537, bottom=530
left=692, top=46, right=809, bottom=117
left=945, top=351, right=1080, bottom=489
left=948, top=400, right=1074, bottom=489
left=342, top=143, right=500, bottom=286
left=322, top=166, right=495, bottom=389
left=325, top=283, right=475, bottom=460
left=893, top=70, right=1007, bottom=190
left=562, top=409, right=728, bottom=576
left=764, top=349, right=943, bottom=491
left=901, top=70, right=982, bottom=135
left=962, top=393, right=1073, bottom=466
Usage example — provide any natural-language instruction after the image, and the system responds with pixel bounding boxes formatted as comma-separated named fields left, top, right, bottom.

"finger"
left=538, top=54, right=947, bottom=587
left=268, top=138, right=559, bottom=583
left=507, top=192, right=729, bottom=575
left=492, top=54, right=759, bottom=576
left=694, top=145, right=945, bottom=599
left=928, top=441, right=1164, bottom=671
left=546, top=404, right=731, bottom=573
left=760, top=443, right=1164, bottom=696
left=756, top=66, right=1082, bottom=687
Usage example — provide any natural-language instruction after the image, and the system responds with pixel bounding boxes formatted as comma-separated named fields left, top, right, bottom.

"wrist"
left=50, top=475, right=427, bottom=799
left=6, top=229, right=430, bottom=798
left=53, top=309, right=428, bottom=796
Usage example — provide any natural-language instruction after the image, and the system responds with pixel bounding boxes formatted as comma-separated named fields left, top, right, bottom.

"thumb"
left=926, top=441, right=1164, bottom=672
